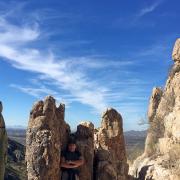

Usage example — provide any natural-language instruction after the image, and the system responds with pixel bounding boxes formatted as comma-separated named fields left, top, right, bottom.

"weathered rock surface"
left=26, top=96, right=70, bottom=180
left=172, top=38, right=180, bottom=62
left=94, top=108, right=129, bottom=180
left=0, top=101, right=8, bottom=180
left=130, top=39, right=180, bottom=179
left=75, top=121, right=94, bottom=180
left=145, top=87, right=163, bottom=156
left=147, top=87, right=163, bottom=123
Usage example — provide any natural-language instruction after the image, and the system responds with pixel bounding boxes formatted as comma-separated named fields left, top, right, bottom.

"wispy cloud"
left=0, top=17, right=39, bottom=44
left=136, top=0, right=163, bottom=18
left=10, top=84, right=58, bottom=98
left=0, top=12, right=115, bottom=113
left=0, top=5, right=149, bottom=120
left=113, top=0, right=163, bottom=28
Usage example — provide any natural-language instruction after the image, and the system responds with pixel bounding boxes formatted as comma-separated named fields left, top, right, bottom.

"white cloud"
left=0, top=8, right=149, bottom=118
left=113, top=0, right=163, bottom=29
left=0, top=15, right=109, bottom=112
left=0, top=17, right=39, bottom=44
left=10, top=84, right=58, bottom=98
left=137, top=0, right=162, bottom=18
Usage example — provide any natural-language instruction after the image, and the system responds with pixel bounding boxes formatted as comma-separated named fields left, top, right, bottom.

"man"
left=61, top=139, right=84, bottom=180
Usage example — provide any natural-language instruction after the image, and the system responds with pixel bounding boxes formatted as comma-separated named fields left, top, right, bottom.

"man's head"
left=67, top=139, right=76, bottom=152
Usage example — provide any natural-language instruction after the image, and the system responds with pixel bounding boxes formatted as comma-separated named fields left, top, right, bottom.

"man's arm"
left=60, top=157, right=78, bottom=169
left=69, top=156, right=84, bottom=167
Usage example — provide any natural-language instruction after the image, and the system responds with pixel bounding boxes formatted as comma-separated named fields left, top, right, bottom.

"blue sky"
left=0, top=0, right=179, bottom=131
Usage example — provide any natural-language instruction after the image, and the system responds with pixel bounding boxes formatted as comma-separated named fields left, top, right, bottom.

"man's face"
left=68, top=143, right=76, bottom=152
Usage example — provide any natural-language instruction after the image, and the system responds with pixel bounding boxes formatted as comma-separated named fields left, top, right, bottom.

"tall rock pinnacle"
left=26, top=96, right=70, bottom=180
left=94, top=108, right=129, bottom=180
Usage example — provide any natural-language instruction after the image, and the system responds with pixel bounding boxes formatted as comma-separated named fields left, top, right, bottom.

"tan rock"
left=75, top=121, right=94, bottom=180
left=26, top=97, right=128, bottom=179
left=172, top=38, right=180, bottom=62
left=26, top=96, right=70, bottom=180
left=95, top=108, right=129, bottom=180
left=130, top=39, right=180, bottom=180
left=147, top=87, right=163, bottom=122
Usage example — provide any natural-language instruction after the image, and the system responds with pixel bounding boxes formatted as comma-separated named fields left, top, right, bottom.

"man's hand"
left=69, top=164, right=78, bottom=168
left=67, top=158, right=84, bottom=167
left=67, top=161, right=77, bottom=165
left=61, top=158, right=79, bottom=169
left=60, top=156, right=84, bottom=169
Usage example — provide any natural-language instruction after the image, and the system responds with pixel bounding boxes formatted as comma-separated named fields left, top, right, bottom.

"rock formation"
left=26, top=96, right=70, bottom=180
left=145, top=87, right=163, bottom=156
left=75, top=122, right=94, bottom=180
left=172, top=38, right=180, bottom=62
left=94, top=108, right=129, bottom=180
left=26, top=97, right=128, bottom=180
left=130, top=39, right=180, bottom=180
left=0, top=101, right=8, bottom=180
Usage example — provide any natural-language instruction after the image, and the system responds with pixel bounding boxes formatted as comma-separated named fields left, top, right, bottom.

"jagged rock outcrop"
left=172, top=38, right=180, bottom=62
left=0, top=101, right=8, bottom=180
left=26, top=96, right=70, bottom=180
left=75, top=121, right=94, bottom=180
left=130, top=39, right=180, bottom=180
left=94, top=108, right=129, bottom=180
left=26, top=96, right=128, bottom=180
left=145, top=87, right=163, bottom=156
left=147, top=87, right=163, bottom=122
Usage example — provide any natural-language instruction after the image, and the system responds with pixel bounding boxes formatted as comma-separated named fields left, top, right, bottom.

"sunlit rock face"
left=172, top=38, right=180, bottom=62
left=26, top=96, right=70, bottom=180
left=75, top=121, right=94, bottom=180
left=0, top=101, right=8, bottom=180
left=94, top=108, right=129, bottom=180
left=130, top=39, right=180, bottom=180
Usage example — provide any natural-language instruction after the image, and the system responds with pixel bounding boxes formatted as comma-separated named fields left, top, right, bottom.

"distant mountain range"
left=7, top=126, right=147, bottom=137
left=124, top=130, right=147, bottom=137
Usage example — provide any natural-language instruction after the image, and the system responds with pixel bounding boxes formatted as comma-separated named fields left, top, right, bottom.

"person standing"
left=60, top=139, right=84, bottom=180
